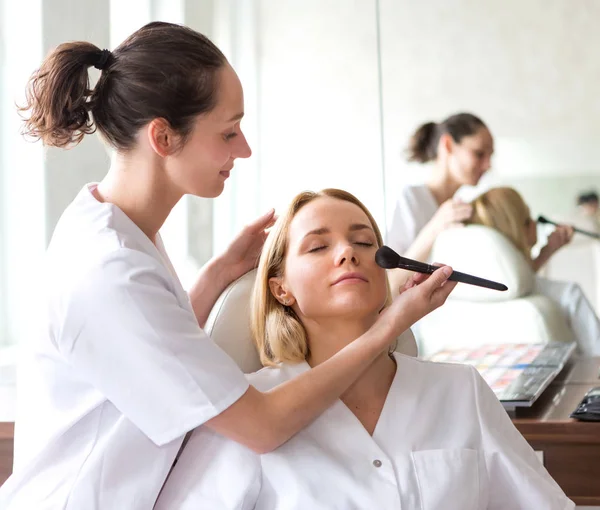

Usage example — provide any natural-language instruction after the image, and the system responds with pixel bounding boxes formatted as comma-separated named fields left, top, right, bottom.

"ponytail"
left=406, top=121, right=438, bottom=163
left=20, top=42, right=109, bottom=148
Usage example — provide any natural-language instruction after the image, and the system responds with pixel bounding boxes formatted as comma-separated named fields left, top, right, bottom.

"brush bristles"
left=375, top=246, right=401, bottom=269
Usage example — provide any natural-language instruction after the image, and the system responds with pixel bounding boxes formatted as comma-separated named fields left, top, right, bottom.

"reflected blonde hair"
left=251, top=189, right=391, bottom=367
left=467, top=187, right=532, bottom=260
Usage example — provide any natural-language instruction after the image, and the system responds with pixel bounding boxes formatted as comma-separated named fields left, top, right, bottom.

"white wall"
left=1, top=0, right=45, bottom=348
left=212, top=0, right=387, bottom=251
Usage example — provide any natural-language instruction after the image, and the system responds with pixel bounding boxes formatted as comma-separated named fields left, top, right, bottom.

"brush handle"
left=571, top=227, right=600, bottom=239
left=538, top=216, right=600, bottom=239
left=446, top=268, right=508, bottom=291
left=397, top=260, right=508, bottom=291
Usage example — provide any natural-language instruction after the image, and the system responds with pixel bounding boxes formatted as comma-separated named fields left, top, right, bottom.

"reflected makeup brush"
left=537, top=215, right=600, bottom=240
left=375, top=246, right=508, bottom=291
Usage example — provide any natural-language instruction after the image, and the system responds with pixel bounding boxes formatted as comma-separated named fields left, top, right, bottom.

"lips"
left=332, top=272, right=368, bottom=285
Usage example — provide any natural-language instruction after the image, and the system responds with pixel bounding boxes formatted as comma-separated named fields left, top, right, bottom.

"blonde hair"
left=251, top=189, right=391, bottom=367
left=467, top=187, right=532, bottom=260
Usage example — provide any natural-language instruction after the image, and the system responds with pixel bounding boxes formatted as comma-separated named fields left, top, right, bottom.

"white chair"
left=205, top=269, right=418, bottom=373
left=542, top=238, right=600, bottom=317
left=416, top=225, right=574, bottom=357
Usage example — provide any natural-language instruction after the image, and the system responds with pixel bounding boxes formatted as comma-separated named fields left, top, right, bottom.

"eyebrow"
left=227, top=112, right=244, bottom=122
left=302, top=223, right=373, bottom=239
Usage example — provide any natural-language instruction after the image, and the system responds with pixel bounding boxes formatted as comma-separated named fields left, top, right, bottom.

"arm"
left=188, top=254, right=233, bottom=328
left=471, top=367, right=574, bottom=509
left=189, top=210, right=276, bottom=328
left=207, top=267, right=457, bottom=453
left=403, top=221, right=441, bottom=262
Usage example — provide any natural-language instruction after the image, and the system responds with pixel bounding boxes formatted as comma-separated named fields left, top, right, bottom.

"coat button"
left=373, top=459, right=382, bottom=468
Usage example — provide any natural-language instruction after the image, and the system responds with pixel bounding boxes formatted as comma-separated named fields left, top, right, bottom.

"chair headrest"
left=205, top=269, right=417, bottom=373
left=429, top=225, right=534, bottom=302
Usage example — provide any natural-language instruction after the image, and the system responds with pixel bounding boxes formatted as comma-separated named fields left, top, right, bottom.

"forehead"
left=210, top=65, right=244, bottom=121
left=461, top=127, right=494, bottom=151
left=288, top=196, right=373, bottom=242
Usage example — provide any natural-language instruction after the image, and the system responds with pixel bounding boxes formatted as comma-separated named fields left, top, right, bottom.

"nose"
left=335, top=242, right=359, bottom=267
left=235, top=131, right=252, bottom=159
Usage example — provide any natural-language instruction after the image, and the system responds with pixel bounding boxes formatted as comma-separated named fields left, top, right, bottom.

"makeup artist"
left=386, top=113, right=494, bottom=291
left=0, top=22, right=456, bottom=510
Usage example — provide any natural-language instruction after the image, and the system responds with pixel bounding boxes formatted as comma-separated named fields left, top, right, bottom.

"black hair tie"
left=94, top=49, right=112, bottom=71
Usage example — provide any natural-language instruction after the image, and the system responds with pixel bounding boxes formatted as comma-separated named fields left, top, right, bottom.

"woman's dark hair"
left=577, top=192, right=599, bottom=206
left=19, top=21, right=227, bottom=150
left=406, top=113, right=488, bottom=163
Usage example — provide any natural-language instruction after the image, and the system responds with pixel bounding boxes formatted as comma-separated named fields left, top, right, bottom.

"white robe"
left=0, top=184, right=249, bottom=510
left=156, top=352, right=573, bottom=510
left=386, top=184, right=438, bottom=256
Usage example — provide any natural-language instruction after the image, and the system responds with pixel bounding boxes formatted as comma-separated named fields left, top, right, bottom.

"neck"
left=96, top=151, right=182, bottom=243
left=426, top=159, right=461, bottom=205
left=306, top=317, right=396, bottom=402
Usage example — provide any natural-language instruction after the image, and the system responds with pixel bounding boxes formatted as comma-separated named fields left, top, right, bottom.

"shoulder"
left=53, top=246, right=170, bottom=298
left=397, top=184, right=430, bottom=204
left=50, top=185, right=157, bottom=266
left=391, top=185, right=434, bottom=220
left=393, top=352, right=478, bottom=393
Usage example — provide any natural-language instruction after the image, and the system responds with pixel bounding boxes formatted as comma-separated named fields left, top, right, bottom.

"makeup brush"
left=375, top=246, right=508, bottom=291
left=537, top=215, right=600, bottom=240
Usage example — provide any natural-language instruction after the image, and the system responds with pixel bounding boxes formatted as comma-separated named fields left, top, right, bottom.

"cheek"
left=286, top=259, right=323, bottom=300
left=186, top=137, right=231, bottom=167
left=462, top=153, right=479, bottom=172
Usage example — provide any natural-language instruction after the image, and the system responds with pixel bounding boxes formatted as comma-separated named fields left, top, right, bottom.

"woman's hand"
left=403, top=200, right=472, bottom=263
left=379, top=266, right=457, bottom=338
left=427, top=199, right=473, bottom=236
left=220, top=209, right=277, bottom=284
left=532, top=224, right=574, bottom=272
left=544, top=225, right=574, bottom=254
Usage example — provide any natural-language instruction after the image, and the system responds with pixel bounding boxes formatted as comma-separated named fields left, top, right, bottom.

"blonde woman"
left=468, top=187, right=600, bottom=355
left=156, top=189, right=572, bottom=510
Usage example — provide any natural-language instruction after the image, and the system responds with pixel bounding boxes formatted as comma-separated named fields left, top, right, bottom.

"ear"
left=268, top=276, right=296, bottom=307
left=147, top=118, right=181, bottom=157
left=438, top=133, right=455, bottom=156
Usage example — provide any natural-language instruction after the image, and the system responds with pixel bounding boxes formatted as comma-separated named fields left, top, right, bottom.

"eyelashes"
left=307, top=242, right=374, bottom=253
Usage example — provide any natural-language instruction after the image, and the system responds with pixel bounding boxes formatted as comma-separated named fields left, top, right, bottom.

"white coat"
left=0, top=184, right=249, bottom=509
left=156, top=352, right=574, bottom=510
left=386, top=184, right=438, bottom=255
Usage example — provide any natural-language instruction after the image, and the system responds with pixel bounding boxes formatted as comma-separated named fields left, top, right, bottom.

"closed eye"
left=224, top=132, right=238, bottom=141
left=355, top=242, right=374, bottom=247
left=308, top=245, right=327, bottom=253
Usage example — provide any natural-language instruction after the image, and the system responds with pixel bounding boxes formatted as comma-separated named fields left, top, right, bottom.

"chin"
left=334, top=296, right=380, bottom=316
left=192, top=182, right=224, bottom=199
